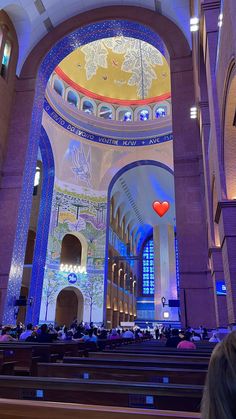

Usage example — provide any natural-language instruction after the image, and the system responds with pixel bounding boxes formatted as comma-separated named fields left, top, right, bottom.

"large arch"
left=104, top=159, right=175, bottom=323
left=222, top=61, right=236, bottom=200
left=55, top=286, right=84, bottom=327
left=0, top=6, right=212, bottom=327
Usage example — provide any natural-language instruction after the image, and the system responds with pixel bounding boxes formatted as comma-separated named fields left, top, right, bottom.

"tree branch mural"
left=43, top=272, right=60, bottom=321
left=80, top=275, right=104, bottom=323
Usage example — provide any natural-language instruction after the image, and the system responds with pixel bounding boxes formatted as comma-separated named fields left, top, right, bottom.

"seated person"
left=191, top=331, right=201, bottom=341
left=177, top=332, right=196, bottom=349
left=0, top=326, right=17, bottom=342
left=209, top=332, right=220, bottom=343
left=19, top=323, right=34, bottom=341
left=201, top=331, right=236, bottom=419
left=81, top=329, right=98, bottom=343
left=122, top=329, right=134, bottom=339
left=36, top=324, right=55, bottom=342
left=165, top=328, right=182, bottom=347
left=108, top=329, right=120, bottom=340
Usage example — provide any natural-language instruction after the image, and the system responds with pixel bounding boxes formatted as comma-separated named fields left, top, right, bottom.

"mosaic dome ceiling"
left=56, top=36, right=171, bottom=105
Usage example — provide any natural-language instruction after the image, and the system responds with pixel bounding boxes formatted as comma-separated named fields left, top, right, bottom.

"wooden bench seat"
left=37, top=362, right=207, bottom=385
left=0, top=375, right=203, bottom=412
left=64, top=355, right=209, bottom=370
left=0, top=399, right=201, bottom=419
left=87, top=352, right=209, bottom=364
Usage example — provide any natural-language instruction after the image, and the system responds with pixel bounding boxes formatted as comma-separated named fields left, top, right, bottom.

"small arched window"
left=67, top=90, right=78, bottom=107
left=82, top=100, right=94, bottom=114
left=61, top=234, right=82, bottom=265
left=138, top=109, right=149, bottom=121
left=1, top=39, right=11, bottom=79
left=33, top=165, right=41, bottom=196
left=119, top=110, right=132, bottom=122
left=99, top=105, right=113, bottom=120
left=155, top=106, right=167, bottom=119
left=142, top=238, right=154, bottom=295
left=53, top=79, right=64, bottom=96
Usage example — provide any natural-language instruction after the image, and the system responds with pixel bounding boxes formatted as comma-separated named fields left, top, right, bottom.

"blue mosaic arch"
left=3, top=19, right=168, bottom=323
left=25, top=127, right=55, bottom=324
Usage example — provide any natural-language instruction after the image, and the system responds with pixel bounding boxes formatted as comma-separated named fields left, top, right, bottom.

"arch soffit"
left=20, top=6, right=190, bottom=80
left=221, top=58, right=236, bottom=199
left=221, top=57, right=236, bottom=167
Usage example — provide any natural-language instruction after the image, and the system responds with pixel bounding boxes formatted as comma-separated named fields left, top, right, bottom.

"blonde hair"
left=201, top=331, right=236, bottom=419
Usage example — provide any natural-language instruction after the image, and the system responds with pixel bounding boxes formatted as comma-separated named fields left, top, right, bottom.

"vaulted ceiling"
left=56, top=37, right=171, bottom=104
left=1, top=0, right=191, bottom=74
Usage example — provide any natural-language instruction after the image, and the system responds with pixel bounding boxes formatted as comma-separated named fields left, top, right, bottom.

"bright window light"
left=190, top=17, right=199, bottom=32
left=190, top=106, right=198, bottom=119
left=218, top=13, right=223, bottom=28
left=34, top=167, right=40, bottom=187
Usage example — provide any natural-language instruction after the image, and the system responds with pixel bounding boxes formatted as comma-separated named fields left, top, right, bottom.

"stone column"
left=154, top=224, right=178, bottom=322
left=209, top=247, right=228, bottom=327
left=0, top=77, right=37, bottom=323
left=171, top=53, right=215, bottom=328
left=216, top=201, right=236, bottom=324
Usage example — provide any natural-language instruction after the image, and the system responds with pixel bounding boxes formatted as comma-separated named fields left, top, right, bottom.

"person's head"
left=40, top=324, right=48, bottom=334
left=88, top=329, right=93, bottom=337
left=26, top=323, right=33, bottom=331
left=184, top=331, right=192, bottom=341
left=2, top=326, right=11, bottom=335
left=201, top=331, right=236, bottom=419
left=172, top=328, right=179, bottom=337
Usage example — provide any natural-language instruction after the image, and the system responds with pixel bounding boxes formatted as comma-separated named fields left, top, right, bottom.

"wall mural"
left=39, top=180, right=107, bottom=325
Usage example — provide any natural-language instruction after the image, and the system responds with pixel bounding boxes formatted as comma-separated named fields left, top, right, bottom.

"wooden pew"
left=0, top=399, right=201, bottom=419
left=64, top=355, right=209, bottom=370
left=86, top=352, right=209, bottom=365
left=0, top=375, right=203, bottom=412
left=37, top=362, right=207, bottom=385
left=0, top=350, right=16, bottom=375
left=0, top=346, right=38, bottom=375
left=105, top=348, right=212, bottom=358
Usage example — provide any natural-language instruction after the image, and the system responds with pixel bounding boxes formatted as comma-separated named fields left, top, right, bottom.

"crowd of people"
left=0, top=321, right=152, bottom=345
left=153, top=324, right=221, bottom=349
left=1, top=319, right=236, bottom=418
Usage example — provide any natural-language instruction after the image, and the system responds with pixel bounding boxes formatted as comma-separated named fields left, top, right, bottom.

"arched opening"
left=55, top=287, right=83, bottom=327
left=67, top=90, right=78, bottom=107
left=99, top=105, right=113, bottom=120
left=82, top=99, right=94, bottom=114
left=1, top=38, right=11, bottom=79
left=1, top=9, right=211, bottom=330
left=106, top=161, right=178, bottom=326
left=61, top=234, right=82, bottom=265
left=53, top=78, right=64, bottom=96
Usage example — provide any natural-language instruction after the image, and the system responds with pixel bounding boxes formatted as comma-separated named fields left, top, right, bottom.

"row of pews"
left=0, top=339, right=215, bottom=418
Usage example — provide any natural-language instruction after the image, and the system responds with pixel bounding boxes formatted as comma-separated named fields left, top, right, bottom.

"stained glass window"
left=142, top=238, right=154, bottom=295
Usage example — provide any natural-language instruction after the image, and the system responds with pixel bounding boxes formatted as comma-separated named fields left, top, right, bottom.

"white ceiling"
left=1, top=0, right=191, bottom=74
left=111, top=164, right=175, bottom=249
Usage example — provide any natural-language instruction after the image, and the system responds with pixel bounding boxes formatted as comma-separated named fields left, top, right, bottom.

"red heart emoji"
left=152, top=201, right=170, bottom=217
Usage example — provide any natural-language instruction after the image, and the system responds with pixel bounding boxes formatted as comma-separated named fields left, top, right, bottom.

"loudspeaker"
left=168, top=299, right=180, bottom=307
left=15, top=297, right=27, bottom=306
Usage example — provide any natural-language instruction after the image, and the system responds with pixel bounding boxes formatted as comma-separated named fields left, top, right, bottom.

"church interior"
left=0, top=0, right=235, bottom=417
